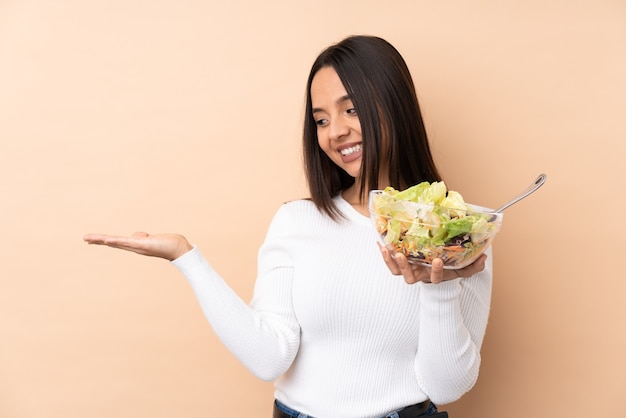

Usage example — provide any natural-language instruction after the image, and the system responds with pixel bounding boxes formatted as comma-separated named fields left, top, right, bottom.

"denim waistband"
left=274, top=399, right=435, bottom=418
left=274, top=400, right=314, bottom=418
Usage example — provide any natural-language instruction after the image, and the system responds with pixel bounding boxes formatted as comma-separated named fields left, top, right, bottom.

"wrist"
left=170, top=240, right=193, bottom=261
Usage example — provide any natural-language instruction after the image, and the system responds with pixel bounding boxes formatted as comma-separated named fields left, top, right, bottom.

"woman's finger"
left=84, top=233, right=150, bottom=253
left=83, top=233, right=109, bottom=244
left=393, top=253, right=421, bottom=284
left=455, top=254, right=487, bottom=278
left=377, top=243, right=402, bottom=275
left=434, top=254, right=487, bottom=282
left=429, top=258, right=444, bottom=284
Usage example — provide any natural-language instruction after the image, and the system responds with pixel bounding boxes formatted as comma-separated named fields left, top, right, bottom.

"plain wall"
left=1, top=1, right=624, bottom=417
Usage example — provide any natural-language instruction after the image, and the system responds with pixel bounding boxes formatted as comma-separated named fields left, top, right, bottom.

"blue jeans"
left=274, top=399, right=440, bottom=417
left=380, top=402, right=437, bottom=418
left=275, top=400, right=312, bottom=418
left=383, top=401, right=440, bottom=417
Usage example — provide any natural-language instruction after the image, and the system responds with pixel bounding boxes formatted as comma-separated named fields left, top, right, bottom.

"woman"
left=84, top=35, right=491, bottom=418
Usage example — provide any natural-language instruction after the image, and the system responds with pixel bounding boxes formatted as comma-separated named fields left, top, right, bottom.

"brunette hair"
left=303, top=35, right=441, bottom=220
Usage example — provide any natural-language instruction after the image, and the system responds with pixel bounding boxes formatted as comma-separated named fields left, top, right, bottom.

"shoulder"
left=282, top=197, right=314, bottom=207
left=277, top=197, right=317, bottom=215
left=267, top=198, right=333, bottom=234
left=272, top=198, right=319, bottom=224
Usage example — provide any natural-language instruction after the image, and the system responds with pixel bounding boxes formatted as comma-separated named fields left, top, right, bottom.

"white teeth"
left=340, top=144, right=362, bottom=156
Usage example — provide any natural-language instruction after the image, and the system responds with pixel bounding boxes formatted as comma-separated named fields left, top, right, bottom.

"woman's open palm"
left=83, top=232, right=193, bottom=261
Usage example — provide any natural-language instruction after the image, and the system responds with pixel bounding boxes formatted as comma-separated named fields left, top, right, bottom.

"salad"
left=369, top=181, right=501, bottom=268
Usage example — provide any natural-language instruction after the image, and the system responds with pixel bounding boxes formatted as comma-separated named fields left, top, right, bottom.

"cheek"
left=317, top=130, right=330, bottom=153
left=318, top=140, right=337, bottom=163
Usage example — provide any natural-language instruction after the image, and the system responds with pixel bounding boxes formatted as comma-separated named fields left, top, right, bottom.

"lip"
left=337, top=142, right=362, bottom=164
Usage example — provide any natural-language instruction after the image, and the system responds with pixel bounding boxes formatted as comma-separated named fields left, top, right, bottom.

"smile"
left=340, top=144, right=362, bottom=156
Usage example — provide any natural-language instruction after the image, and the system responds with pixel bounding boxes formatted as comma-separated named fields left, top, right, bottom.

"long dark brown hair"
left=303, top=35, right=441, bottom=220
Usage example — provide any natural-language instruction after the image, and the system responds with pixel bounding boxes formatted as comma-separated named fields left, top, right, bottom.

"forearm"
left=414, top=266, right=492, bottom=404
left=171, top=247, right=300, bottom=381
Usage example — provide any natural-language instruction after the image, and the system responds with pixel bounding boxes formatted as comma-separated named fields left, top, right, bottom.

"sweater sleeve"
left=414, top=247, right=493, bottom=404
left=170, top=205, right=301, bottom=381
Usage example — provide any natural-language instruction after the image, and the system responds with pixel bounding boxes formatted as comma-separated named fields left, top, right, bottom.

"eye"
left=346, top=106, right=357, bottom=116
left=315, top=118, right=328, bottom=127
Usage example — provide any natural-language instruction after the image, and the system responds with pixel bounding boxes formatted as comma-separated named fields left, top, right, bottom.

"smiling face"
left=302, top=36, right=440, bottom=220
left=310, top=66, right=363, bottom=180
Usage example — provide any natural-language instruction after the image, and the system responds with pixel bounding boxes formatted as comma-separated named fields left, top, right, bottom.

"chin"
left=343, top=162, right=362, bottom=179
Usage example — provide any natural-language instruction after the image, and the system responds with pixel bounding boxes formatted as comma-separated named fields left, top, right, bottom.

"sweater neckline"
left=335, top=194, right=372, bottom=227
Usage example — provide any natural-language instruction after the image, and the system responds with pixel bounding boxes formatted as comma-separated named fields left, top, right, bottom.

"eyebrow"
left=312, top=94, right=352, bottom=114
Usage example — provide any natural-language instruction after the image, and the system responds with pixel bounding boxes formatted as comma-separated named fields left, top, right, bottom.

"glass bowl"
left=369, top=190, right=503, bottom=269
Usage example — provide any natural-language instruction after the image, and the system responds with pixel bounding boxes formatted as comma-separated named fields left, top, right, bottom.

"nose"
left=328, top=118, right=350, bottom=142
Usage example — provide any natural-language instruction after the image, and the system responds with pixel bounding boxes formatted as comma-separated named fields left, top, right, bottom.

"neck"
left=342, top=185, right=363, bottom=203
left=341, top=184, right=370, bottom=216
left=342, top=173, right=391, bottom=215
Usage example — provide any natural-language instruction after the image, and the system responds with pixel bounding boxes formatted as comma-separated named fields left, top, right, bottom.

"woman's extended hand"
left=83, top=232, right=193, bottom=261
left=378, top=242, right=487, bottom=284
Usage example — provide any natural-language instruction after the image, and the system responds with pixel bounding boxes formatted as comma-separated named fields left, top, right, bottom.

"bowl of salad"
left=369, top=181, right=503, bottom=269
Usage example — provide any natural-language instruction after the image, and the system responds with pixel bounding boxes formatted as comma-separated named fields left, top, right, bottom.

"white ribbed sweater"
left=171, top=195, right=492, bottom=418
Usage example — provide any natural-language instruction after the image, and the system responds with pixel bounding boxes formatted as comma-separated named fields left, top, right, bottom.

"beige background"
left=1, top=0, right=625, bottom=417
